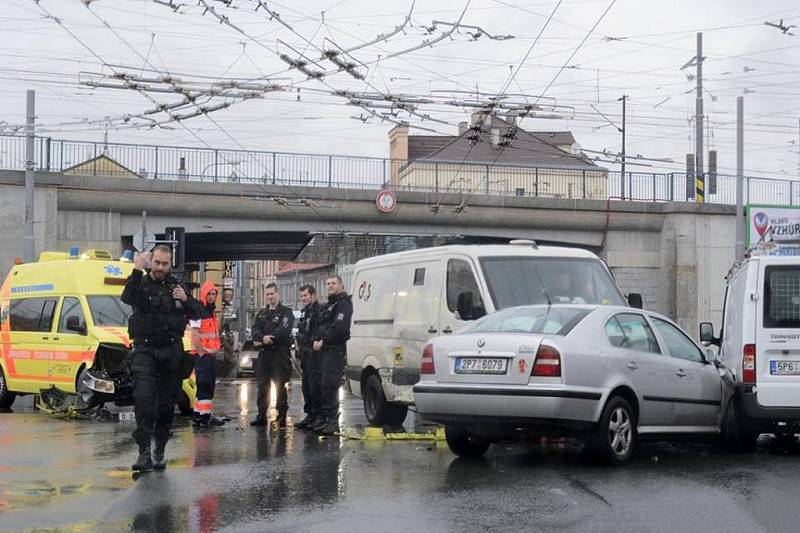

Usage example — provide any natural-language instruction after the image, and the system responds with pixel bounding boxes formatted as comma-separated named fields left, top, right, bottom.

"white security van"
left=701, top=254, right=800, bottom=448
left=347, top=240, right=640, bottom=426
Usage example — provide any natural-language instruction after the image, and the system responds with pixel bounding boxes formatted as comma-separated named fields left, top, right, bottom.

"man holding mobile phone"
left=122, top=245, right=202, bottom=472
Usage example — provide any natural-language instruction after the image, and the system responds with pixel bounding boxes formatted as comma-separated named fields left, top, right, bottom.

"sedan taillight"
left=421, top=343, right=435, bottom=374
left=532, top=344, right=561, bottom=378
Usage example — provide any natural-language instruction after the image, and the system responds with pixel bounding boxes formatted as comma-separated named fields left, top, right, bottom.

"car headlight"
left=82, top=372, right=116, bottom=394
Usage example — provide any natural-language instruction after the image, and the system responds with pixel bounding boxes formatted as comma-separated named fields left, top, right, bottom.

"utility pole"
left=735, top=96, right=744, bottom=260
left=23, top=90, right=35, bottom=262
left=695, top=32, right=705, bottom=203
left=618, top=94, right=627, bottom=200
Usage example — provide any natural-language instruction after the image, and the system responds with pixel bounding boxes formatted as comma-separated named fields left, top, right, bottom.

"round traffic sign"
left=376, top=189, right=397, bottom=213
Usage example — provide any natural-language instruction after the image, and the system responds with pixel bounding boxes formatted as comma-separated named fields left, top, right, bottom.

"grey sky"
left=1, top=0, right=799, bottom=178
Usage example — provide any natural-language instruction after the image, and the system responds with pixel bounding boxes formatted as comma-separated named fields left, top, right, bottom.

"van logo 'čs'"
left=754, top=212, right=770, bottom=237
left=358, top=281, right=372, bottom=302
left=477, top=338, right=485, bottom=347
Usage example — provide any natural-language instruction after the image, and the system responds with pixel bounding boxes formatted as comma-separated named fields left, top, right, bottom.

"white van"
left=346, top=240, right=640, bottom=426
left=701, top=254, right=800, bottom=448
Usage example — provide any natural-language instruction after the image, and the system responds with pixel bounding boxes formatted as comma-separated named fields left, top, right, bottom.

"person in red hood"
left=190, top=281, right=224, bottom=427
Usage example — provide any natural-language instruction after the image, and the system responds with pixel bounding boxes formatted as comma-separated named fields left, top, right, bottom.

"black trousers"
left=299, top=347, right=321, bottom=417
left=131, top=343, right=183, bottom=447
left=319, top=347, right=346, bottom=419
left=194, top=354, right=216, bottom=403
left=255, top=351, right=291, bottom=421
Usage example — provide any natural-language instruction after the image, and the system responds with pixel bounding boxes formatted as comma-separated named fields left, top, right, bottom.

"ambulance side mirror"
left=66, top=316, right=87, bottom=335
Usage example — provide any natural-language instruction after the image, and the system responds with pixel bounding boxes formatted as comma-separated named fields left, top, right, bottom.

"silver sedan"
left=414, top=305, right=730, bottom=464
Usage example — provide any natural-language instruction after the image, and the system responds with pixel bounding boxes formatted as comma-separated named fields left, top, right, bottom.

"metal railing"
left=0, top=134, right=797, bottom=206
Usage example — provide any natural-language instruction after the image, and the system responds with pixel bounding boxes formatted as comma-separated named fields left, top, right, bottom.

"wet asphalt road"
left=2, top=380, right=800, bottom=533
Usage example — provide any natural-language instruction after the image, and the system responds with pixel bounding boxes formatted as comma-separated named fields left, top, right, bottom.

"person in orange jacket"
left=190, top=281, right=225, bottom=427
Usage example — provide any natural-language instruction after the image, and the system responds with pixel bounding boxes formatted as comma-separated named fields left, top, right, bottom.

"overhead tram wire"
left=84, top=0, right=355, bottom=218
left=121, top=1, right=484, bottom=226
left=450, top=0, right=565, bottom=211
left=36, top=0, right=339, bottom=237
left=457, top=0, right=623, bottom=211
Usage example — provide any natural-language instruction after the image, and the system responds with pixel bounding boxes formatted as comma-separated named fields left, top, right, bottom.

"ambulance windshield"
left=88, top=296, right=132, bottom=327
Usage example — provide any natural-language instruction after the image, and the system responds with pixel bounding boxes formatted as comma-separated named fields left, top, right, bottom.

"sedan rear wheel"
left=445, top=425, right=491, bottom=459
left=587, top=396, right=636, bottom=465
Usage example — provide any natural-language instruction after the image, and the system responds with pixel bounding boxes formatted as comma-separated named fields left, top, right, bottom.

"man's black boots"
left=316, top=417, right=339, bottom=436
left=132, top=442, right=153, bottom=471
left=295, top=415, right=316, bottom=430
left=152, top=439, right=167, bottom=471
left=310, top=416, right=328, bottom=433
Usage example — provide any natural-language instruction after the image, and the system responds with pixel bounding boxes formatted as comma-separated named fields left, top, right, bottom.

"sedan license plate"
left=770, top=360, right=800, bottom=375
left=455, top=357, right=507, bottom=375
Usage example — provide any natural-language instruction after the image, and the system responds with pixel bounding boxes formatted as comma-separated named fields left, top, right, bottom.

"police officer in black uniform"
left=312, top=275, right=353, bottom=436
left=250, top=282, right=294, bottom=430
left=295, top=284, right=322, bottom=430
left=122, top=245, right=202, bottom=472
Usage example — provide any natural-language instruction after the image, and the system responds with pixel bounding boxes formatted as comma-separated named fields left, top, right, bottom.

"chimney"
left=471, top=111, right=491, bottom=128
left=490, top=127, right=500, bottom=147
left=388, top=124, right=409, bottom=186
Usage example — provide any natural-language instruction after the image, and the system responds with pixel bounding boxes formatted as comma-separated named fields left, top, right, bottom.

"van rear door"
left=757, top=263, right=800, bottom=407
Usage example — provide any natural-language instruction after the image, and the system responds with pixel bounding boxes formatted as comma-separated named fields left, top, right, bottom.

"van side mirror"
left=627, top=293, right=643, bottom=309
left=66, top=315, right=87, bottom=335
left=456, top=292, right=485, bottom=321
left=457, top=292, right=474, bottom=320
left=699, top=322, right=719, bottom=347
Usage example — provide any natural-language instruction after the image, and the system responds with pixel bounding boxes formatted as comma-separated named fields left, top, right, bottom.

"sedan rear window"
left=464, top=306, right=590, bottom=336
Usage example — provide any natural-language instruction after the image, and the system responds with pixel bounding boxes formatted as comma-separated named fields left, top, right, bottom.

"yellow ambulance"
left=0, top=249, right=196, bottom=412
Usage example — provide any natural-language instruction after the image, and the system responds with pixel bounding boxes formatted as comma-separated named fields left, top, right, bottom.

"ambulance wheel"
left=0, top=366, right=15, bottom=409
left=177, top=390, right=194, bottom=416
left=363, top=374, right=408, bottom=427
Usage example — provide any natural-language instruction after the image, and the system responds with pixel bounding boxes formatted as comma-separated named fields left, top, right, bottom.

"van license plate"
left=770, top=360, right=800, bottom=375
left=455, top=357, right=507, bottom=374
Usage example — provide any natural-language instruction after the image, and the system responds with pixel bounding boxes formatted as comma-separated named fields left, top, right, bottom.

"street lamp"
left=201, top=160, right=241, bottom=182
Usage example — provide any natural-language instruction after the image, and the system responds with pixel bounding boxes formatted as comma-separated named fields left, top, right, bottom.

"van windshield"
left=87, top=296, right=132, bottom=327
left=764, top=266, right=800, bottom=328
left=479, top=257, right=626, bottom=309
